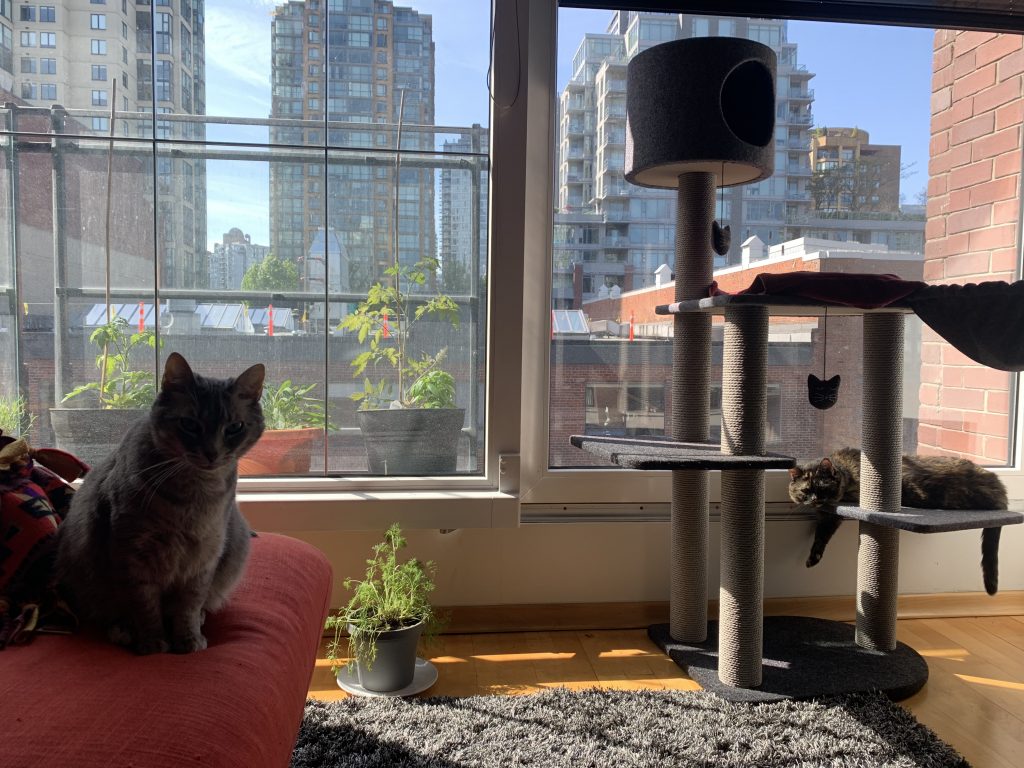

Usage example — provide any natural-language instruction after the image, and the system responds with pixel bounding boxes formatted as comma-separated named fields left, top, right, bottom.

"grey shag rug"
left=291, top=687, right=969, bottom=767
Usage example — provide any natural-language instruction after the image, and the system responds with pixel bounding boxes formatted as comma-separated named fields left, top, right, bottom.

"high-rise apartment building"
left=269, top=0, right=435, bottom=314
left=209, top=227, right=270, bottom=290
left=0, top=2, right=207, bottom=289
left=440, top=126, right=488, bottom=295
left=555, top=12, right=816, bottom=304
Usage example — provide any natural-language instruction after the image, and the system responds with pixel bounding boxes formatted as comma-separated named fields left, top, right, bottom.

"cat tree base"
left=649, top=616, right=929, bottom=703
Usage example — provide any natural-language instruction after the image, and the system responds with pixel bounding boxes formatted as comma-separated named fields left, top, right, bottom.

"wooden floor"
left=308, top=615, right=1024, bottom=768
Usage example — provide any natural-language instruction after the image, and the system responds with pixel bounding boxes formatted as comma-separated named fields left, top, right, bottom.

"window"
left=535, top=4, right=1023, bottom=531
left=40, top=83, right=55, bottom=100
left=20, top=32, right=36, bottom=48
left=40, top=57, right=55, bottom=74
left=91, top=89, right=108, bottom=106
left=90, top=14, right=106, bottom=30
left=19, top=6, right=35, bottom=22
left=91, top=39, right=106, bottom=55
left=20, top=82, right=36, bottom=100
left=20, top=57, right=35, bottom=74
left=39, top=32, right=55, bottom=48
left=91, top=64, right=107, bottom=81
left=39, top=6, right=54, bottom=22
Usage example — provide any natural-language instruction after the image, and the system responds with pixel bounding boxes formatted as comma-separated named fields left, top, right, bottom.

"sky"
left=201, top=3, right=935, bottom=248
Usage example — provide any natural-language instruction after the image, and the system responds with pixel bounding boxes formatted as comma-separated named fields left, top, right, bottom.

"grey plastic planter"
left=49, top=407, right=148, bottom=469
left=357, top=407, right=464, bottom=475
left=352, top=620, right=425, bottom=693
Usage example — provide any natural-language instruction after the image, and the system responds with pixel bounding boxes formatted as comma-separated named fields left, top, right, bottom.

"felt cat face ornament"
left=808, top=308, right=840, bottom=410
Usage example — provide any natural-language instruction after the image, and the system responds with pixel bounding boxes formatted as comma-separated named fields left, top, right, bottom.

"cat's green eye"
left=179, top=417, right=201, bottom=435
left=225, top=421, right=245, bottom=437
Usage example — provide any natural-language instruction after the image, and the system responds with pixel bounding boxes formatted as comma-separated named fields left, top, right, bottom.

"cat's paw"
left=806, top=552, right=822, bottom=568
left=134, top=636, right=170, bottom=655
left=170, top=632, right=208, bottom=654
left=106, top=624, right=134, bottom=647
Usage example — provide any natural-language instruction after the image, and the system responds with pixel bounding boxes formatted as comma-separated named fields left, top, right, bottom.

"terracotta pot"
left=239, top=427, right=320, bottom=475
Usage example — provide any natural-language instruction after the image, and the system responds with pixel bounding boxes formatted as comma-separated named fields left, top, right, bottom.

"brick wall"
left=921, top=31, right=1021, bottom=462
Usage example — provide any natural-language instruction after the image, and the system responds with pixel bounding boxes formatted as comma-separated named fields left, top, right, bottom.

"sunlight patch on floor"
left=596, top=648, right=660, bottom=659
left=471, top=652, right=577, bottom=662
left=917, top=648, right=969, bottom=661
left=955, top=674, right=1024, bottom=691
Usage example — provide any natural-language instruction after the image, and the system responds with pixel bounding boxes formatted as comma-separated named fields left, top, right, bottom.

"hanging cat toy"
left=808, top=306, right=841, bottom=409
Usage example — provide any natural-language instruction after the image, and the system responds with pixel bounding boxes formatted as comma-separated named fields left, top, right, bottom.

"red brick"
left=962, top=368, right=1011, bottom=393
left=953, top=49, right=978, bottom=79
left=928, top=175, right=948, bottom=198
left=926, top=232, right=970, bottom=260
left=969, top=175, right=1017, bottom=206
left=987, top=390, right=1010, bottom=414
left=992, top=199, right=1019, bottom=225
left=974, top=76, right=1022, bottom=114
left=949, top=161, right=993, bottom=191
left=972, top=126, right=1022, bottom=161
left=994, top=148, right=1023, bottom=177
left=925, top=216, right=947, bottom=240
left=933, top=105, right=955, bottom=133
left=998, top=48, right=1024, bottom=79
left=933, top=42, right=953, bottom=71
left=957, top=31, right=996, bottom=54
left=976, top=34, right=1023, bottom=68
left=920, top=384, right=940, bottom=406
left=967, top=223, right=1016, bottom=252
left=927, top=194, right=949, bottom=218
left=947, top=205, right=991, bottom=234
left=942, top=344, right=982, bottom=366
left=953, top=63, right=996, bottom=100
left=942, top=387, right=986, bottom=410
left=920, top=363, right=942, bottom=384
left=921, top=340, right=943, bottom=363
left=941, top=367, right=963, bottom=387
left=995, top=99, right=1024, bottom=131
left=937, top=427, right=981, bottom=455
left=917, top=424, right=939, bottom=447
left=991, top=247, right=1019, bottom=273
left=951, top=112, right=995, bottom=145
left=971, top=412, right=1011, bottom=439
left=930, top=130, right=950, bottom=156
left=922, top=259, right=945, bottom=281
left=951, top=96, right=976, bottom=124
left=983, top=436, right=1009, bottom=462
left=931, top=87, right=953, bottom=116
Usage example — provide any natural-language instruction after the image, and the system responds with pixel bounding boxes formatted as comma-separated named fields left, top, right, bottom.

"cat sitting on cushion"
left=55, top=353, right=265, bottom=654
left=788, top=446, right=1005, bottom=595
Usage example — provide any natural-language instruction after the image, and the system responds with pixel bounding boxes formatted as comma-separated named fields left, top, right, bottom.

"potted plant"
left=339, top=254, right=465, bottom=475
left=49, top=317, right=159, bottom=467
left=325, top=523, right=439, bottom=694
left=239, top=379, right=329, bottom=476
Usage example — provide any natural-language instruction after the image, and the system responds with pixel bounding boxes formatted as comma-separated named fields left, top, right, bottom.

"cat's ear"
left=234, top=363, right=265, bottom=402
left=161, top=352, right=195, bottom=392
left=788, top=467, right=801, bottom=480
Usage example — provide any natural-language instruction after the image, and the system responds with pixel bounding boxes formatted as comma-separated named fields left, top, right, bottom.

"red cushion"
left=0, top=532, right=332, bottom=768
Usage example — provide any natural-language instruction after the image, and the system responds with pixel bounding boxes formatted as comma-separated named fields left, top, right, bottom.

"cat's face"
left=788, top=458, right=845, bottom=508
left=150, top=353, right=266, bottom=471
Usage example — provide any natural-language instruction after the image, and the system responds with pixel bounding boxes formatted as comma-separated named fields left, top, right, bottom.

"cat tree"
left=571, top=36, right=1022, bottom=701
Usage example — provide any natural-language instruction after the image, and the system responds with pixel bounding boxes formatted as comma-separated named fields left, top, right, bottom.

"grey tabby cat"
left=55, top=352, right=265, bottom=654
left=788, top=447, right=1005, bottom=595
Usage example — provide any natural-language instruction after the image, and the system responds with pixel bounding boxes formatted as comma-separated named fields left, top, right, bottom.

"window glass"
left=0, top=0, right=492, bottom=479
left=551, top=8, right=1020, bottom=471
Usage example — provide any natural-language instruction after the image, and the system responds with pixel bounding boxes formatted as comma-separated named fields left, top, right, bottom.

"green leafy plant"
left=0, top=394, right=36, bottom=436
left=260, top=380, right=331, bottom=430
left=339, top=255, right=460, bottom=410
left=61, top=317, right=159, bottom=409
left=325, top=523, right=438, bottom=674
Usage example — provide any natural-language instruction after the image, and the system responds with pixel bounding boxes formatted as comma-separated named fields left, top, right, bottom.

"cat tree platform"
left=569, top=434, right=794, bottom=471
left=656, top=294, right=916, bottom=317
left=834, top=504, right=1024, bottom=533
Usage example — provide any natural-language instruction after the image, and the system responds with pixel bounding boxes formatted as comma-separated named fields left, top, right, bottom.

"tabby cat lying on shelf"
left=787, top=447, right=1005, bottom=595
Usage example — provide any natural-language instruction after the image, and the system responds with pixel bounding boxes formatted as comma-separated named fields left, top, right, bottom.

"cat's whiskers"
left=137, top=458, right=189, bottom=510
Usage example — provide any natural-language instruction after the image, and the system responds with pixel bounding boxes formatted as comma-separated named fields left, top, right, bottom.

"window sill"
left=238, top=488, right=520, bottom=531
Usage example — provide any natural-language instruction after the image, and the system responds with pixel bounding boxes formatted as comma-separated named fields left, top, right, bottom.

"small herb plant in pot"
left=325, top=523, right=438, bottom=693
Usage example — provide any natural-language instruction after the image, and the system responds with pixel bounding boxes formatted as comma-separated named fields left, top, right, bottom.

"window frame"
left=515, top=0, right=1024, bottom=516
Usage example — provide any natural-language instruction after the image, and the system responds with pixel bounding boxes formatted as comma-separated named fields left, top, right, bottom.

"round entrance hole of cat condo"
left=624, top=36, right=777, bottom=189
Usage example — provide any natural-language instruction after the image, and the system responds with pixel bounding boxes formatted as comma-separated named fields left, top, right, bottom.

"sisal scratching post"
left=857, top=313, right=904, bottom=651
left=624, top=35, right=776, bottom=677
left=669, top=174, right=714, bottom=641
left=719, top=306, right=768, bottom=687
